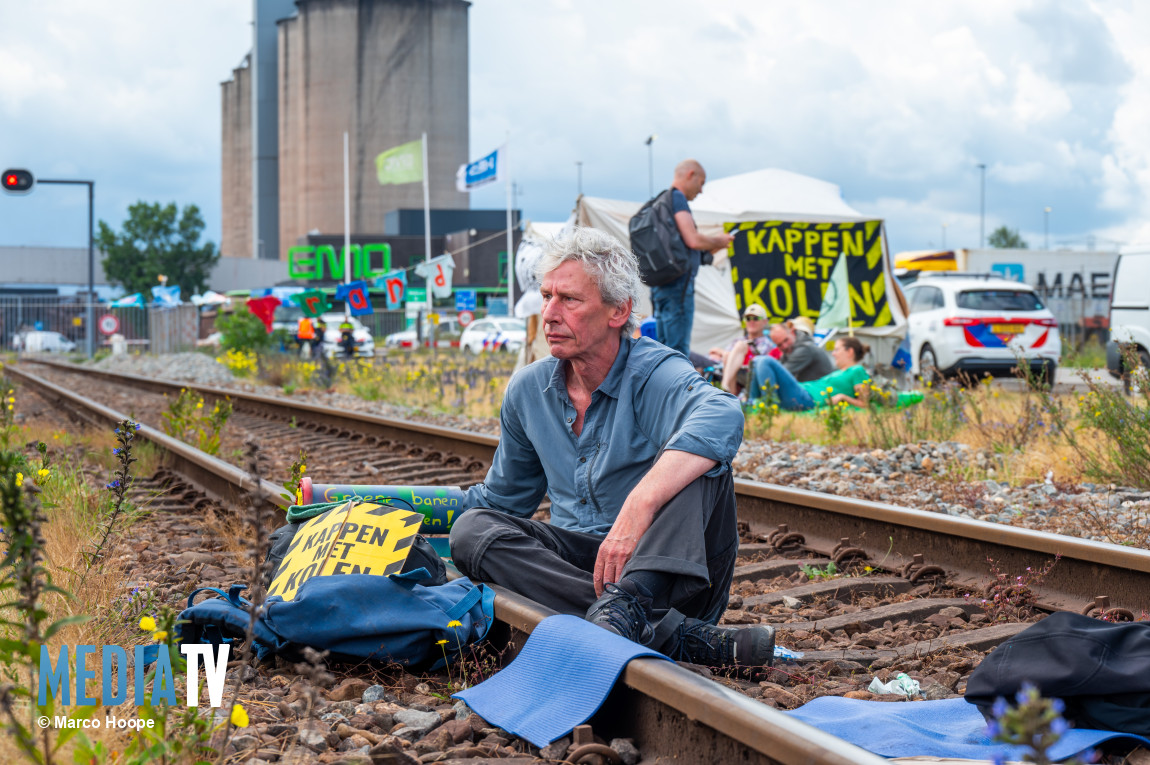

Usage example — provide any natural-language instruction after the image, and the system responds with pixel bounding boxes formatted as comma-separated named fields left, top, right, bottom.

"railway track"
left=12, top=358, right=1150, bottom=764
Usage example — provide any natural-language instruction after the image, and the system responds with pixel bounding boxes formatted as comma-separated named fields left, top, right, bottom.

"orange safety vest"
left=297, top=317, right=316, bottom=340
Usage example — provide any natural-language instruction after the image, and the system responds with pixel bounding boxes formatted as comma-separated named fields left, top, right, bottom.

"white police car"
left=901, top=274, right=1060, bottom=385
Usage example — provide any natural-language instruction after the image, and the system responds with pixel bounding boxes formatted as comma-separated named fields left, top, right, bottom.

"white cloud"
left=1, top=0, right=1147, bottom=260
left=1012, top=64, right=1073, bottom=125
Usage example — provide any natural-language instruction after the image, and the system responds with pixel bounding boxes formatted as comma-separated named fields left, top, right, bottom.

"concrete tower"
left=220, top=0, right=470, bottom=260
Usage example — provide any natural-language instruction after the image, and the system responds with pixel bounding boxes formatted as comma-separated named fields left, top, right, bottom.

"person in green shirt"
left=750, top=336, right=873, bottom=410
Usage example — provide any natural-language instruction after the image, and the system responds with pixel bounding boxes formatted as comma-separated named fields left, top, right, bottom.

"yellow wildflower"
left=38, top=468, right=49, bottom=479
left=230, top=704, right=249, bottom=728
left=152, top=630, right=168, bottom=642
left=299, top=464, right=306, bottom=474
left=139, top=616, right=157, bottom=631
left=436, top=639, right=448, bottom=645
left=447, top=620, right=462, bottom=628
left=15, top=473, right=22, bottom=487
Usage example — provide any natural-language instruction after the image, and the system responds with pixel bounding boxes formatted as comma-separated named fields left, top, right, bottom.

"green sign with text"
left=288, top=244, right=392, bottom=281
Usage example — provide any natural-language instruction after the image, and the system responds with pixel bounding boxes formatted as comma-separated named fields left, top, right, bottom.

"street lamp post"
left=941, top=222, right=948, bottom=249
left=38, top=179, right=95, bottom=358
left=977, top=163, right=986, bottom=248
left=1044, top=206, right=1051, bottom=250
left=645, top=134, right=657, bottom=198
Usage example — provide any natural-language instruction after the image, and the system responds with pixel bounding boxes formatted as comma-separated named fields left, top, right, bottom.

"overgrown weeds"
left=1038, top=346, right=1150, bottom=489
left=969, top=555, right=1059, bottom=623
left=161, top=388, right=232, bottom=455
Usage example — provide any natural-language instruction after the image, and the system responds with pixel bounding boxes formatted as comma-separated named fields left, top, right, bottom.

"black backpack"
left=965, top=611, right=1150, bottom=736
left=629, top=189, right=694, bottom=286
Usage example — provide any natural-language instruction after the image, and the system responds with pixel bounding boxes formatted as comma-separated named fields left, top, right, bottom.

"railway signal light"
left=2, top=169, right=34, bottom=195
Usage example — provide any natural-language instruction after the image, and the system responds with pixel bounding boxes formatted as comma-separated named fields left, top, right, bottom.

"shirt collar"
left=543, top=335, right=633, bottom=401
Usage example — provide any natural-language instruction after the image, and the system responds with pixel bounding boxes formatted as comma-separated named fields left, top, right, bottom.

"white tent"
left=575, top=168, right=906, bottom=357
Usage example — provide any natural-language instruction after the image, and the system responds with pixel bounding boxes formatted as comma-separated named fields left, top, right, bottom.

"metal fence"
left=0, top=297, right=191, bottom=352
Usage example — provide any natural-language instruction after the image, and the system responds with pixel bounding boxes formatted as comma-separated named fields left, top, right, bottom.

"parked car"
left=1105, top=251, right=1150, bottom=392
left=13, top=330, right=77, bottom=353
left=317, top=313, right=374, bottom=358
left=459, top=317, right=527, bottom=355
left=384, top=317, right=462, bottom=349
left=901, top=274, right=1060, bottom=385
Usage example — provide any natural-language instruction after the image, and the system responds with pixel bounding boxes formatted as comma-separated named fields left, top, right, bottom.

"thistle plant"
left=83, top=419, right=139, bottom=576
left=987, top=683, right=1087, bottom=765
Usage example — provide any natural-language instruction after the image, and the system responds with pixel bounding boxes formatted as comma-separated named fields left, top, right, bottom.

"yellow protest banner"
left=267, top=501, right=423, bottom=602
left=726, top=219, right=892, bottom=327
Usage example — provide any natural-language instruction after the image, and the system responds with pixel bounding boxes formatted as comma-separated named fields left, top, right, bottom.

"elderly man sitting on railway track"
left=449, top=227, right=775, bottom=668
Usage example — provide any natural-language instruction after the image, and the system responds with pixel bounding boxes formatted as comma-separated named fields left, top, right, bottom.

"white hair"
left=534, top=227, right=642, bottom=336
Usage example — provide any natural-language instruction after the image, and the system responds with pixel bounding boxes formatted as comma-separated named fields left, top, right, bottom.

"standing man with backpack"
left=630, top=160, right=734, bottom=358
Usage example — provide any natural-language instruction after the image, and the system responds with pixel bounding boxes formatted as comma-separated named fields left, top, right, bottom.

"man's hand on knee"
left=593, top=532, right=640, bottom=597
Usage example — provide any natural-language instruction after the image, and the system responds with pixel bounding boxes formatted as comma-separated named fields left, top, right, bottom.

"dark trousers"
left=448, top=471, right=738, bottom=654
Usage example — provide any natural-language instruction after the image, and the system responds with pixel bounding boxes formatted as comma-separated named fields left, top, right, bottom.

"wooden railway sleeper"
left=1081, top=595, right=1135, bottom=622
left=569, top=725, right=622, bottom=765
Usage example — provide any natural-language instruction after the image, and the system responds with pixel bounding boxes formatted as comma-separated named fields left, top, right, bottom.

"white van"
left=1105, top=251, right=1150, bottom=387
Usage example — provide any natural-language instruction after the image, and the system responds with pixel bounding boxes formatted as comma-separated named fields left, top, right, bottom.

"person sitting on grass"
left=749, top=336, right=873, bottom=411
left=705, top=303, right=776, bottom=395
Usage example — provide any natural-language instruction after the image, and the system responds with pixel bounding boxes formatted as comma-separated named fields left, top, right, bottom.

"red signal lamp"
left=1, top=169, right=34, bottom=194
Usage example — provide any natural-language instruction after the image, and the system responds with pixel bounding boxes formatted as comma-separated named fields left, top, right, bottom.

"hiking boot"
left=585, top=582, right=654, bottom=645
left=677, top=621, right=775, bottom=667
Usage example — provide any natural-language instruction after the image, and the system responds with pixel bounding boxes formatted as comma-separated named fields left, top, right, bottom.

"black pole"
left=87, top=181, right=94, bottom=358
left=38, top=178, right=96, bottom=357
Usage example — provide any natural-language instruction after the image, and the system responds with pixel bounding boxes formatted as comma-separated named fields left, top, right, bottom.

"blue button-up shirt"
left=463, top=336, right=744, bottom=535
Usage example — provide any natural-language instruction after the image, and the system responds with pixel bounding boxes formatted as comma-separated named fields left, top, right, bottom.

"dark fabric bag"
left=964, top=611, right=1150, bottom=736
left=264, top=504, right=447, bottom=589
left=177, top=569, right=495, bottom=670
left=629, top=189, right=694, bottom=286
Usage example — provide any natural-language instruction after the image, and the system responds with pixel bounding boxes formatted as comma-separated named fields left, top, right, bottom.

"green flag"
left=291, top=289, right=332, bottom=318
left=375, top=139, right=424, bottom=185
left=816, top=253, right=852, bottom=330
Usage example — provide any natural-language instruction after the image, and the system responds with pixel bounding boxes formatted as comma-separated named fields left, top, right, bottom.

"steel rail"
left=25, top=358, right=1150, bottom=615
left=10, top=362, right=888, bottom=765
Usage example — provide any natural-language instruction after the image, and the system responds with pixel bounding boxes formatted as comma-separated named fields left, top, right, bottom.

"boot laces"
left=592, top=584, right=650, bottom=642
left=680, top=622, right=736, bottom=665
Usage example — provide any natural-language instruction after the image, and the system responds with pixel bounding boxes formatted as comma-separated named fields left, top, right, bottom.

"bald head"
left=672, top=159, right=707, bottom=200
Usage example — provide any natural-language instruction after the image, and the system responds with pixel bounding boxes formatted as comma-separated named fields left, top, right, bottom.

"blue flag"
left=455, top=147, right=502, bottom=192
left=335, top=280, right=373, bottom=316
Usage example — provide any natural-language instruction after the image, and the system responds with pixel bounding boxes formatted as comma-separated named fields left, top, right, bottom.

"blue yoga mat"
left=787, top=696, right=1150, bottom=761
left=454, top=614, right=670, bottom=747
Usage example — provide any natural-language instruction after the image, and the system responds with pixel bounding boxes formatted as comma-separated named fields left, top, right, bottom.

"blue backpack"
left=177, top=569, right=495, bottom=670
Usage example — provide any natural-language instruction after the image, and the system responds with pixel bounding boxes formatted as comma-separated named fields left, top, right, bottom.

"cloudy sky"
left=3, top=0, right=1148, bottom=256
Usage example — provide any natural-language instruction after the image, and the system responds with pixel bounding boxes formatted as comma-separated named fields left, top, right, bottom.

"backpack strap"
left=388, top=567, right=434, bottom=590
left=444, top=584, right=484, bottom=622
left=186, top=584, right=251, bottom=610
left=471, top=585, right=497, bottom=640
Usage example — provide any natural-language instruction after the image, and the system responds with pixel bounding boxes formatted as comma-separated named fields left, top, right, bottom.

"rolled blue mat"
left=786, top=696, right=1150, bottom=761
left=454, top=614, right=670, bottom=747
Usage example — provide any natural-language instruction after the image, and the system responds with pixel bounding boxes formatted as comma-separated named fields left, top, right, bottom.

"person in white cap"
left=707, top=303, right=775, bottom=395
